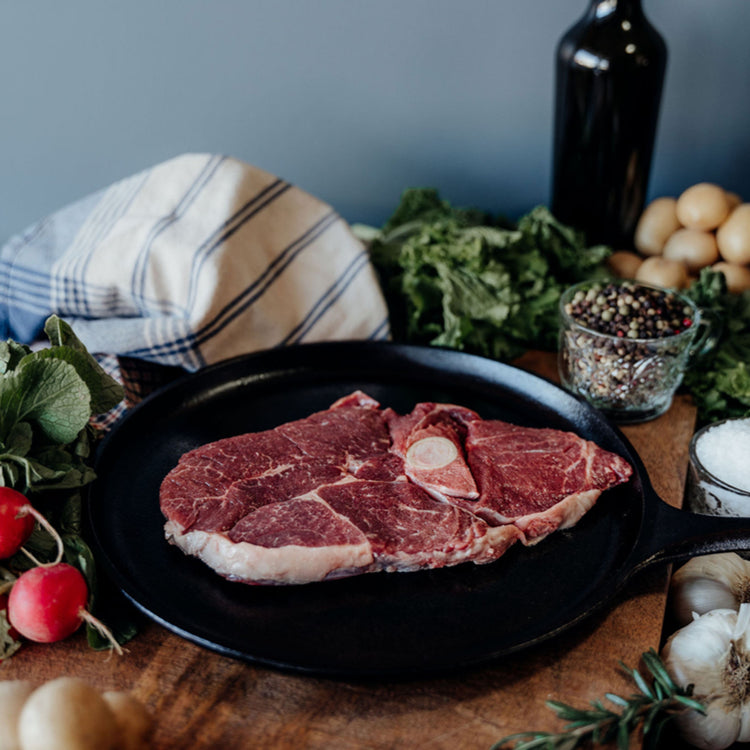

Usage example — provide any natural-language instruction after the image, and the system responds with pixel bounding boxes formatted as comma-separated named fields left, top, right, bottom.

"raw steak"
left=464, top=420, right=633, bottom=543
left=160, top=391, right=631, bottom=585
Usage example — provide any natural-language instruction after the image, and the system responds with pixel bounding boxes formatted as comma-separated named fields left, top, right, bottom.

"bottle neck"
left=586, top=0, right=644, bottom=21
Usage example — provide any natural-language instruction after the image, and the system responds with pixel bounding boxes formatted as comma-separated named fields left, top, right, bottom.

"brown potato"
left=716, top=204, right=750, bottom=265
left=726, top=191, right=743, bottom=210
left=676, top=182, right=732, bottom=231
left=0, top=680, right=34, bottom=750
left=662, top=228, right=719, bottom=273
left=17, top=677, right=118, bottom=750
left=607, top=250, right=643, bottom=278
left=712, top=261, right=750, bottom=294
left=634, top=255, right=689, bottom=289
left=634, top=197, right=681, bottom=256
left=102, top=691, right=155, bottom=750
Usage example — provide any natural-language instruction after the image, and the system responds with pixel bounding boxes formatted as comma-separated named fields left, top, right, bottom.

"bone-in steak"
left=160, top=391, right=631, bottom=584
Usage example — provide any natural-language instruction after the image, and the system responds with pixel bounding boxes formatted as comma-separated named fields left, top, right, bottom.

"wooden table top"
left=2, top=352, right=698, bottom=750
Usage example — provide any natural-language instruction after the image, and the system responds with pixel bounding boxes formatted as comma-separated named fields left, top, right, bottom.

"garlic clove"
left=663, top=608, right=739, bottom=688
left=672, top=578, right=738, bottom=627
left=674, top=700, right=741, bottom=750
left=662, top=605, right=750, bottom=750
left=737, top=702, right=750, bottom=743
left=671, top=553, right=750, bottom=627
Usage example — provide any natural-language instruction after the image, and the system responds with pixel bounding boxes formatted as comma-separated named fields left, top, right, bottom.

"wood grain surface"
left=2, top=353, right=698, bottom=750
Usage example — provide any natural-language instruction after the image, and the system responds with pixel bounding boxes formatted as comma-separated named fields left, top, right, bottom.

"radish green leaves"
left=0, top=316, right=123, bottom=494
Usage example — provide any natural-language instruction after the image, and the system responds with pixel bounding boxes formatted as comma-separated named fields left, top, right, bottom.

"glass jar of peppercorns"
left=558, top=279, right=709, bottom=423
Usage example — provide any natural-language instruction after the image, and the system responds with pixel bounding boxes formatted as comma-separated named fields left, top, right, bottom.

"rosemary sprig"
left=491, top=649, right=705, bottom=750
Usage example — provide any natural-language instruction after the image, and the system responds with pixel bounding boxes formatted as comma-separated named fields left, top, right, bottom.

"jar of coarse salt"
left=686, top=418, right=750, bottom=516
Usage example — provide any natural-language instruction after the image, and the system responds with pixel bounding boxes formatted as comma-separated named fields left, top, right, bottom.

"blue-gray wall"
left=1, top=1, right=748, bottom=244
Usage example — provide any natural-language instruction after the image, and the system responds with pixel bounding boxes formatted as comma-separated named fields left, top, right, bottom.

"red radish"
left=8, top=563, right=123, bottom=654
left=0, top=487, right=64, bottom=564
left=0, top=488, right=36, bottom=558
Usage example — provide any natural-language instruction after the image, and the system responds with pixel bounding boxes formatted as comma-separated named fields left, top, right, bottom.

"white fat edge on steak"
left=164, top=520, right=375, bottom=585
left=164, top=475, right=376, bottom=585
left=504, top=437, right=613, bottom=546
left=372, top=517, right=521, bottom=574
left=457, top=419, right=633, bottom=545
left=509, top=489, right=602, bottom=546
left=163, top=472, right=521, bottom=583
left=329, top=390, right=381, bottom=409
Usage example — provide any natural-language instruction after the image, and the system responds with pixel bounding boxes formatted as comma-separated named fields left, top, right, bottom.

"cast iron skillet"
left=86, top=341, right=750, bottom=678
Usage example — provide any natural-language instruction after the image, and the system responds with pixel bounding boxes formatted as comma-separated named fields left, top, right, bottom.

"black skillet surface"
left=86, top=341, right=750, bottom=678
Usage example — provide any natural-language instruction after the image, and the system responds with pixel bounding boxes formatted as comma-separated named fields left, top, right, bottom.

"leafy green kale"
left=685, top=269, right=750, bottom=425
left=358, top=188, right=611, bottom=361
left=360, top=189, right=750, bottom=425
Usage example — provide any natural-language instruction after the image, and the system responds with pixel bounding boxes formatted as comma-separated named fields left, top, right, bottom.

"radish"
left=0, top=487, right=64, bottom=564
left=7, top=563, right=123, bottom=654
left=0, top=488, right=35, bottom=558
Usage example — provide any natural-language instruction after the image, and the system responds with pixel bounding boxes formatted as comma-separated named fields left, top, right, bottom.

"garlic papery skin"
left=671, top=552, right=750, bottom=627
left=662, top=604, right=750, bottom=750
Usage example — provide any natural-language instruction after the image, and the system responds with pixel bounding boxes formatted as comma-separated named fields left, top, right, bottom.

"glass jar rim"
left=559, top=278, right=701, bottom=344
left=689, top=417, right=750, bottom=497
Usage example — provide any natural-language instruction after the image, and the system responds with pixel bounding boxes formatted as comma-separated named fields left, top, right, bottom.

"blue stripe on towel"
left=70, top=171, right=150, bottom=317
left=132, top=154, right=226, bottom=312
left=368, top=316, right=391, bottom=341
left=281, top=248, right=370, bottom=345
left=1, top=155, right=390, bottom=373
left=124, top=209, right=339, bottom=360
left=191, top=210, right=340, bottom=349
left=184, top=178, right=292, bottom=313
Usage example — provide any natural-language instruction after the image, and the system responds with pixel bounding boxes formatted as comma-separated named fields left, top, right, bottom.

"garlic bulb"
left=662, top=603, right=750, bottom=750
left=671, top=552, right=750, bottom=627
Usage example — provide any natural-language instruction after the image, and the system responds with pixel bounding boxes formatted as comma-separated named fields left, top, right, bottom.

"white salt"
left=695, top=418, right=750, bottom=492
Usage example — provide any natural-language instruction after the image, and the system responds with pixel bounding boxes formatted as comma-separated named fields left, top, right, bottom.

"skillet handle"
left=628, top=493, right=750, bottom=577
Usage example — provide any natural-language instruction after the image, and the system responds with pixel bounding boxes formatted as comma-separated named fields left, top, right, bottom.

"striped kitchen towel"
left=0, top=153, right=390, bottom=373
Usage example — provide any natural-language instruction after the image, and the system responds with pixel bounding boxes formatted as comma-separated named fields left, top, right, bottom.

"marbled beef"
left=160, top=391, right=631, bottom=584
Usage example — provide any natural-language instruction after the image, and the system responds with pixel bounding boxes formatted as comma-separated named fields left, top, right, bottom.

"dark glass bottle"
left=551, top=0, right=667, bottom=248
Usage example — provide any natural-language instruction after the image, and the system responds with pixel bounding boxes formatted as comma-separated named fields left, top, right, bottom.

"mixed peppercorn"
left=558, top=280, right=702, bottom=421
left=563, top=281, right=694, bottom=339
